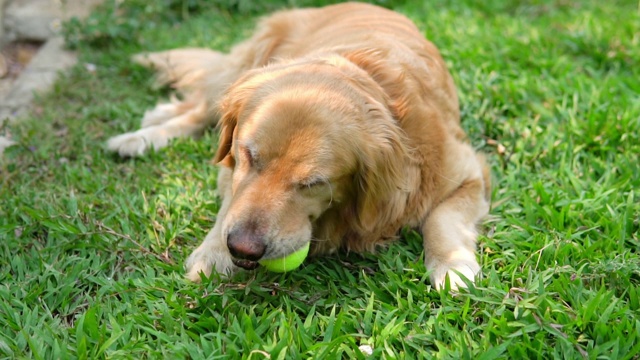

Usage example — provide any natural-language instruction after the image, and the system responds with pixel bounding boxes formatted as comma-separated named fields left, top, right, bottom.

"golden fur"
left=107, top=3, right=490, bottom=289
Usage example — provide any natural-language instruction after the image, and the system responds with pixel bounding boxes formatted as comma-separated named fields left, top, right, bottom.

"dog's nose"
left=227, top=229, right=266, bottom=261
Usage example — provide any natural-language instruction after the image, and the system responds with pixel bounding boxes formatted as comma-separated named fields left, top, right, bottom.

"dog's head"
left=214, top=57, right=413, bottom=268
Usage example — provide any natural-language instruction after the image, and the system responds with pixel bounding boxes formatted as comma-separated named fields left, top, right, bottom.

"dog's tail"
left=132, top=49, right=225, bottom=91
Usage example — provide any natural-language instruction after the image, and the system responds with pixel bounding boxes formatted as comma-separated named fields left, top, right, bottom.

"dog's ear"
left=213, top=117, right=236, bottom=167
left=354, top=98, right=416, bottom=232
left=213, top=82, right=248, bottom=167
left=328, top=53, right=416, bottom=232
left=213, top=66, right=268, bottom=167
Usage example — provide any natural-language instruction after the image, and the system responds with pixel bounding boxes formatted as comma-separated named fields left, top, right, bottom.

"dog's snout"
left=227, top=229, right=266, bottom=261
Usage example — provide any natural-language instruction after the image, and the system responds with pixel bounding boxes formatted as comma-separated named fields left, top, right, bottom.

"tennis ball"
left=259, top=243, right=310, bottom=273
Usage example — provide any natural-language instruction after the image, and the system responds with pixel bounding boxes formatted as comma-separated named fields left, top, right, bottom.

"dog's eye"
left=241, top=146, right=255, bottom=167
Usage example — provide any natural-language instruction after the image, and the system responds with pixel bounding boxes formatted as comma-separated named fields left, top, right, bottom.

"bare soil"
left=0, top=40, right=43, bottom=99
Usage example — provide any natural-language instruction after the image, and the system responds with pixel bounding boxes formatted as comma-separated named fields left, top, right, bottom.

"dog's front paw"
left=429, top=259, right=480, bottom=291
left=185, top=246, right=237, bottom=282
left=107, top=128, right=169, bottom=157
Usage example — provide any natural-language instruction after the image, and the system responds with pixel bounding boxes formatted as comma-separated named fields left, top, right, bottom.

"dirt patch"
left=0, top=40, right=44, bottom=98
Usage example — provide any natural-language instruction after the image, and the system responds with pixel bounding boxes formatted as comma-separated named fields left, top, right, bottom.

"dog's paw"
left=430, top=259, right=480, bottom=291
left=185, top=246, right=237, bottom=282
left=106, top=128, right=169, bottom=157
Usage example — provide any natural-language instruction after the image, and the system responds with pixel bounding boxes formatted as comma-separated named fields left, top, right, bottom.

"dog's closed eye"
left=240, top=145, right=257, bottom=168
left=298, top=177, right=328, bottom=190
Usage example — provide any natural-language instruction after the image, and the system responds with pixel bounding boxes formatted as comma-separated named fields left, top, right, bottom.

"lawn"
left=1, top=0, right=639, bottom=358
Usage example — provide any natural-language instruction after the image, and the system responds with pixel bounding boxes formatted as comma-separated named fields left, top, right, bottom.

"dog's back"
left=257, top=3, right=424, bottom=57
left=253, top=3, right=463, bottom=139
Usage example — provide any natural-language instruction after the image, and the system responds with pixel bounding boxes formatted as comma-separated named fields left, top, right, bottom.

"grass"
left=1, top=0, right=639, bottom=358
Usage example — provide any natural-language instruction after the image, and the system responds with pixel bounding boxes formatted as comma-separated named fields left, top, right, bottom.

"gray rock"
left=4, top=0, right=101, bottom=41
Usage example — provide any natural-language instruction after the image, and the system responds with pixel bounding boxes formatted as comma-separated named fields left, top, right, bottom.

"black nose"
left=227, top=229, right=266, bottom=261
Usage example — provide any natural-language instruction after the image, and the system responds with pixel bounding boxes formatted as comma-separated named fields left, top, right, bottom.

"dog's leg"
left=185, top=167, right=237, bottom=282
left=108, top=49, right=246, bottom=157
left=107, top=100, right=213, bottom=157
left=422, top=175, right=489, bottom=290
left=139, top=100, right=188, bottom=128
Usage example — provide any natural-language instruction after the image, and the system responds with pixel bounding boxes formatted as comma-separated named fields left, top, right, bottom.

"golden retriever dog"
left=107, top=2, right=490, bottom=289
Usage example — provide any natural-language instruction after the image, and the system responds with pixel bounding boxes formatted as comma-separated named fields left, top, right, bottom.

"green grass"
left=1, top=0, right=639, bottom=358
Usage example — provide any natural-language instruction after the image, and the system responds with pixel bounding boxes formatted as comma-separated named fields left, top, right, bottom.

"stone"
left=0, top=37, right=76, bottom=120
left=4, top=0, right=102, bottom=41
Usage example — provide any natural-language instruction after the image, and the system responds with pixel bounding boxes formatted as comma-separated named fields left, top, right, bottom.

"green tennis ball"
left=259, top=243, right=310, bottom=273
